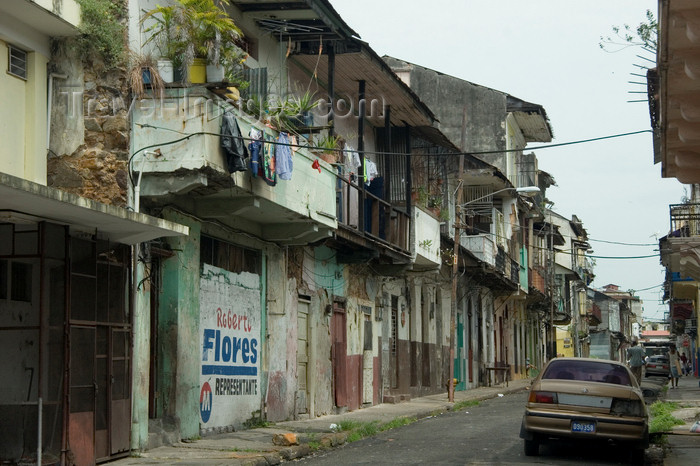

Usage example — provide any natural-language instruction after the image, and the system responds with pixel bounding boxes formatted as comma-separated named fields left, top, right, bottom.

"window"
left=200, top=235, right=261, bottom=275
left=8, top=45, right=27, bottom=80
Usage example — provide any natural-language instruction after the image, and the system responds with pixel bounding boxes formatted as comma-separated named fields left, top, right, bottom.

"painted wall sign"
left=199, top=264, right=261, bottom=431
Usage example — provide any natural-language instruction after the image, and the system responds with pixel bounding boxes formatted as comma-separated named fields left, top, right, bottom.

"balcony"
left=0, top=0, right=81, bottom=36
left=131, top=88, right=337, bottom=245
left=664, top=203, right=700, bottom=281
left=334, top=167, right=410, bottom=259
left=412, top=206, right=441, bottom=269
left=670, top=203, right=700, bottom=237
left=463, top=233, right=496, bottom=267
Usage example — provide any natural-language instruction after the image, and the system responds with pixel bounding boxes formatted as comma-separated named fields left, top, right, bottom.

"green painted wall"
left=160, top=210, right=201, bottom=439
left=131, top=257, right=150, bottom=449
left=314, top=246, right=344, bottom=297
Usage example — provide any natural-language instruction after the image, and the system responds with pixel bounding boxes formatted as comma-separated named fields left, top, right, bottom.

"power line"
left=589, top=238, right=659, bottom=247
left=133, top=122, right=651, bottom=161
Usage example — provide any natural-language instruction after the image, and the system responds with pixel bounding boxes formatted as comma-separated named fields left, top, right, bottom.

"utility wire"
left=588, top=238, right=659, bottom=247
left=133, top=122, right=651, bottom=161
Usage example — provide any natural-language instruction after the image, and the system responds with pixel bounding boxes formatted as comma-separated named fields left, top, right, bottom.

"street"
left=295, top=392, right=640, bottom=465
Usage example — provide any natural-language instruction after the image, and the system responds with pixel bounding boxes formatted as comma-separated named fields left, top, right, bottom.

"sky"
left=329, top=0, right=684, bottom=320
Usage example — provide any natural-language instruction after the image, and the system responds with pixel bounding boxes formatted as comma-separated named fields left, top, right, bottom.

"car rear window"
left=542, top=360, right=632, bottom=386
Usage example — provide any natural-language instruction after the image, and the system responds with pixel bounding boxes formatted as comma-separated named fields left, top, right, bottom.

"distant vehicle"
left=520, top=357, right=649, bottom=463
left=645, top=354, right=670, bottom=377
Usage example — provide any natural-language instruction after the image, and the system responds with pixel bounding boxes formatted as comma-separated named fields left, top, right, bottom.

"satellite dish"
left=366, top=276, right=378, bottom=301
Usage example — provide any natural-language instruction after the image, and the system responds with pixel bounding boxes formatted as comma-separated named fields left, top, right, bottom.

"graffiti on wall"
left=200, top=264, right=261, bottom=430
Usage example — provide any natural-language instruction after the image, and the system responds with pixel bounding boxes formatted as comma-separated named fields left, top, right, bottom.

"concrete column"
left=131, top=255, right=150, bottom=449
left=160, top=210, right=201, bottom=439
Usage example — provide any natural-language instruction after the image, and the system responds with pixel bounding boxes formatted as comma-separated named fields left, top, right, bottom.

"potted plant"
left=288, top=89, right=318, bottom=129
left=141, top=3, right=182, bottom=82
left=314, top=133, right=341, bottom=164
left=142, top=0, right=242, bottom=84
left=128, top=52, right=165, bottom=99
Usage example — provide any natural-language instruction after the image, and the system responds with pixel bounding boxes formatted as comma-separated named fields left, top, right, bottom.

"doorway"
left=331, top=302, right=347, bottom=408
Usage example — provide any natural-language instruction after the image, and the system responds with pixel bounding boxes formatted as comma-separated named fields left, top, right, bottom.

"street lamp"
left=448, top=185, right=540, bottom=402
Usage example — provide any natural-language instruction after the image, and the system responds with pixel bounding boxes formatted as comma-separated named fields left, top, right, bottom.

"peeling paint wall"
left=158, top=211, right=201, bottom=440
left=265, top=246, right=304, bottom=423
left=199, top=264, right=261, bottom=433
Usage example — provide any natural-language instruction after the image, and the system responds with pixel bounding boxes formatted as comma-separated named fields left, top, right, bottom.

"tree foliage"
left=599, top=9, right=658, bottom=52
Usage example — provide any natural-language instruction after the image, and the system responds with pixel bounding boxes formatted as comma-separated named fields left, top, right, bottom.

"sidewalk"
left=109, top=379, right=531, bottom=465
left=663, top=373, right=700, bottom=466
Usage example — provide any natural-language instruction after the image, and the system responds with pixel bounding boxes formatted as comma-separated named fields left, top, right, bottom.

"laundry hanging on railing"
left=220, top=111, right=248, bottom=173
left=248, top=128, right=263, bottom=177
left=342, top=143, right=380, bottom=186
left=275, top=132, right=293, bottom=180
left=261, top=133, right=276, bottom=186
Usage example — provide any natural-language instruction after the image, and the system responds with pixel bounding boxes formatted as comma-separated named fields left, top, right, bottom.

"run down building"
left=1, top=0, right=596, bottom=462
left=0, top=1, right=188, bottom=464
left=650, top=0, right=700, bottom=378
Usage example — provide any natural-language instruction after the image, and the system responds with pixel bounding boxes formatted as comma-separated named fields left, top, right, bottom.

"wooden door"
left=296, top=301, right=309, bottom=414
left=331, top=305, right=347, bottom=408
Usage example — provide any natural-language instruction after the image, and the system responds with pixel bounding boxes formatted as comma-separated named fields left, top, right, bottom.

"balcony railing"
left=335, top=167, right=410, bottom=253
left=670, top=203, right=700, bottom=237
left=463, top=233, right=496, bottom=267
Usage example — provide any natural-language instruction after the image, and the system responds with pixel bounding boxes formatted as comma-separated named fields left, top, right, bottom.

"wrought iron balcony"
left=669, top=203, right=700, bottom=238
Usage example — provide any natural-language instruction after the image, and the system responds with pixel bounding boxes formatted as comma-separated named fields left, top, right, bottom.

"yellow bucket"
left=189, top=58, right=207, bottom=84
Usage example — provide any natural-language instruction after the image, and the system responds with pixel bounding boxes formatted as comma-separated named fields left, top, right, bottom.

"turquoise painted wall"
left=160, top=210, right=201, bottom=439
left=314, top=246, right=344, bottom=297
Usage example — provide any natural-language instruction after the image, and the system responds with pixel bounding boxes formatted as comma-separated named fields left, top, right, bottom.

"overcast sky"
left=329, top=0, right=684, bottom=320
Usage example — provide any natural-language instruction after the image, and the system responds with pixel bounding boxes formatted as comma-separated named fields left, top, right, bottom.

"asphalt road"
left=295, top=392, right=641, bottom=465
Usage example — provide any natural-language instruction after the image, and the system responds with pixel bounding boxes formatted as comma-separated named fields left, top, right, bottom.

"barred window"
left=8, top=45, right=27, bottom=80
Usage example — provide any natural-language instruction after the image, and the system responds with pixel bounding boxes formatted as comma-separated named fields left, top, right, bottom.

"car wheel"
left=524, top=437, right=540, bottom=456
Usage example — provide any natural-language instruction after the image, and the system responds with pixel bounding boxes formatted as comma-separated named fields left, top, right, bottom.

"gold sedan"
left=520, top=357, right=649, bottom=462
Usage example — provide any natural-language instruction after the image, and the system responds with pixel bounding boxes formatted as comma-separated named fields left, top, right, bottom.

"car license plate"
left=571, top=421, right=595, bottom=433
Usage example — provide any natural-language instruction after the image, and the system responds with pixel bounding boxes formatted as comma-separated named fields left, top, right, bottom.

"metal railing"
left=669, top=203, right=700, bottom=237
left=335, top=169, right=410, bottom=253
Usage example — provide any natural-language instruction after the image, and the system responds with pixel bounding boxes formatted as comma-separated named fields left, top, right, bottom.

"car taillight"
left=610, top=398, right=645, bottom=417
left=529, top=391, right=558, bottom=404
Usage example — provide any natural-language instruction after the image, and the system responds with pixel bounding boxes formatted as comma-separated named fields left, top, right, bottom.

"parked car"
left=645, top=354, right=670, bottom=377
left=520, top=357, right=649, bottom=462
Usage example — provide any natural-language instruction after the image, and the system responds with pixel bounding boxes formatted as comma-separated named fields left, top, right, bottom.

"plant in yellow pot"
left=142, top=0, right=242, bottom=84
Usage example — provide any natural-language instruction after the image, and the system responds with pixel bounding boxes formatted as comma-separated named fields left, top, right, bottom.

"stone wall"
left=48, top=56, right=130, bottom=206
left=47, top=19, right=130, bottom=207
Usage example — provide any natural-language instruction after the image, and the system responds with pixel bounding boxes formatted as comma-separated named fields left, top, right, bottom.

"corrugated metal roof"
left=230, top=0, right=359, bottom=40
left=293, top=42, right=435, bottom=127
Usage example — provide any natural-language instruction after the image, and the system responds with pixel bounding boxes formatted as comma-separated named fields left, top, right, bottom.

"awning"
left=0, top=172, right=189, bottom=244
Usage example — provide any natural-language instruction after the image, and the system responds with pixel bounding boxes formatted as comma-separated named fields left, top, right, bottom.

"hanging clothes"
left=364, top=158, right=379, bottom=186
left=220, top=111, right=248, bottom=173
left=248, top=128, right=263, bottom=177
left=261, top=133, right=276, bottom=186
left=275, top=132, right=293, bottom=180
left=343, top=143, right=361, bottom=183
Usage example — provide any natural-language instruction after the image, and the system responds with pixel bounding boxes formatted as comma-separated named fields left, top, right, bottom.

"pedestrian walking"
left=626, top=339, right=645, bottom=384
left=680, top=352, right=689, bottom=375
left=668, top=344, right=682, bottom=388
